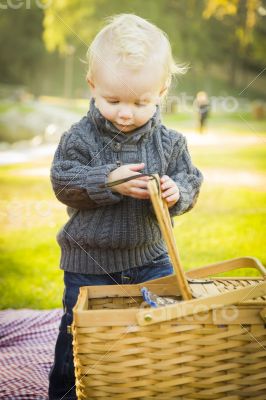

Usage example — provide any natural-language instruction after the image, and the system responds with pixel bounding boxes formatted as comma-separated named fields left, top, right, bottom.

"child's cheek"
left=99, top=102, right=114, bottom=121
left=104, top=109, right=115, bottom=122
left=141, top=105, right=156, bottom=123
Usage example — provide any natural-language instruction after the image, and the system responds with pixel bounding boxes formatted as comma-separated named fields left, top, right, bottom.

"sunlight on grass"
left=176, top=185, right=266, bottom=273
left=0, top=143, right=265, bottom=309
left=190, top=144, right=266, bottom=172
left=0, top=162, right=67, bottom=308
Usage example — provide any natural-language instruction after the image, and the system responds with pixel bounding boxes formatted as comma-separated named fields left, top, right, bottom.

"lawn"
left=163, top=112, right=266, bottom=136
left=0, top=131, right=265, bottom=309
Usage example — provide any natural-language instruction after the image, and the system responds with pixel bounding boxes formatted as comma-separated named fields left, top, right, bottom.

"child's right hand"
left=108, top=163, right=150, bottom=199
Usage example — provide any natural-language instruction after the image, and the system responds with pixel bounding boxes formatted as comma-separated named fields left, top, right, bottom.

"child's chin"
left=115, top=123, right=136, bottom=132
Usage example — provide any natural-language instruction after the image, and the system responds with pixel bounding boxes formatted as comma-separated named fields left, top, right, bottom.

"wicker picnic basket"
left=71, top=176, right=266, bottom=400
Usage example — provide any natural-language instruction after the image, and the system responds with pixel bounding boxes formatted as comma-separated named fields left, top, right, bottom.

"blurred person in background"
left=195, top=91, right=210, bottom=134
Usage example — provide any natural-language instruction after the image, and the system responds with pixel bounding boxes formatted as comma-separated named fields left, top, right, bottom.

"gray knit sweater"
left=50, top=98, right=203, bottom=274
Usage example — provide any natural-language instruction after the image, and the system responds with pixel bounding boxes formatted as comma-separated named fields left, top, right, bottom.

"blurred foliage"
left=0, top=0, right=265, bottom=97
left=0, top=5, right=66, bottom=96
left=42, top=0, right=266, bottom=72
left=0, top=6, right=44, bottom=91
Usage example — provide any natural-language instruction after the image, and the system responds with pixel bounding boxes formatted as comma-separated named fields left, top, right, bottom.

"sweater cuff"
left=86, top=164, right=122, bottom=205
left=169, top=185, right=192, bottom=216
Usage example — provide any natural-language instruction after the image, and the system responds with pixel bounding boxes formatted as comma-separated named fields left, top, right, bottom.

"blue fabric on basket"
left=141, top=287, right=179, bottom=308
left=141, top=287, right=159, bottom=308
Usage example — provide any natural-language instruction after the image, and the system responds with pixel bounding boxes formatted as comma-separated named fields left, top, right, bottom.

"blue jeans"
left=48, top=253, right=173, bottom=400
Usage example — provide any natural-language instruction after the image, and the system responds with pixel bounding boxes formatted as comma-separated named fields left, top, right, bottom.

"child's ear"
left=159, top=85, right=168, bottom=98
left=87, top=76, right=95, bottom=90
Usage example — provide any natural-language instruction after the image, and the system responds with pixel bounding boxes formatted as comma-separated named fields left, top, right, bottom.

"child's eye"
left=107, top=100, right=119, bottom=104
left=135, top=103, right=146, bottom=107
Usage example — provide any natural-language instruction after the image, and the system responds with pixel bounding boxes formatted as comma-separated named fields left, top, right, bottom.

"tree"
left=203, top=0, right=266, bottom=85
left=0, top=6, right=47, bottom=92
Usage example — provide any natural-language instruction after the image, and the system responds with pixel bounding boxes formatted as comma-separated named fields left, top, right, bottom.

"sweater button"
left=111, top=142, right=122, bottom=152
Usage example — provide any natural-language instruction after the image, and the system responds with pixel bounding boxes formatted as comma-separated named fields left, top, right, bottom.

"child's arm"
left=50, top=132, right=123, bottom=209
left=165, top=135, right=203, bottom=216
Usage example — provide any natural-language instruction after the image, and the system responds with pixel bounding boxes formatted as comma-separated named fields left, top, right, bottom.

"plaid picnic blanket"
left=0, top=309, right=62, bottom=400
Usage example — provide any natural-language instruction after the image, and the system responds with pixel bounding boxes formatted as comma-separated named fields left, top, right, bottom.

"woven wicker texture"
left=73, top=278, right=266, bottom=400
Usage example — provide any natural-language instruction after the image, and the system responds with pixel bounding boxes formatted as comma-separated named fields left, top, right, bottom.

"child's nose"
left=118, top=106, right=133, bottom=120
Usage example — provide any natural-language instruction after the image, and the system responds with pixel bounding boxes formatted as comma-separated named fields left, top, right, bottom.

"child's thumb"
left=129, top=163, right=145, bottom=172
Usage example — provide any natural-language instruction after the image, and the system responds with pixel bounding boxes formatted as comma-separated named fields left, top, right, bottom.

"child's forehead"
left=95, top=62, right=164, bottom=97
left=102, top=90, right=153, bottom=102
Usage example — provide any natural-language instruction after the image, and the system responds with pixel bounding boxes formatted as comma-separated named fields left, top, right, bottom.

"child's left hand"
left=160, top=175, right=180, bottom=208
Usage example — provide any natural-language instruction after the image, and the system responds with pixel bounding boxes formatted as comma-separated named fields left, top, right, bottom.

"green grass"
left=176, top=186, right=266, bottom=271
left=0, top=139, right=265, bottom=309
left=163, top=113, right=266, bottom=135
left=0, top=164, right=66, bottom=309
left=190, top=144, right=266, bottom=172
left=0, top=229, right=62, bottom=309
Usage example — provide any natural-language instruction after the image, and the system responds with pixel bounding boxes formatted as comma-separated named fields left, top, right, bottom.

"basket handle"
left=186, top=256, right=266, bottom=279
left=147, top=174, right=192, bottom=300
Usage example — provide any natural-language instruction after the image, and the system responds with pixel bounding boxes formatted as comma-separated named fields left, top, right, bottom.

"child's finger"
left=130, top=188, right=150, bottom=199
left=165, top=193, right=179, bottom=202
left=162, top=187, right=179, bottom=198
left=129, top=179, right=148, bottom=189
left=160, top=175, right=170, bottom=183
left=129, top=163, right=145, bottom=172
left=161, top=180, right=173, bottom=191
left=138, top=175, right=149, bottom=181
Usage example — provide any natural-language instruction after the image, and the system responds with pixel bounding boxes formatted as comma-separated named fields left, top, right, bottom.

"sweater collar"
left=88, top=97, right=161, bottom=144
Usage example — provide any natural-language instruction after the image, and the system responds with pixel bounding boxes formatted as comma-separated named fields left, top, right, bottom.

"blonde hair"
left=86, top=14, right=187, bottom=91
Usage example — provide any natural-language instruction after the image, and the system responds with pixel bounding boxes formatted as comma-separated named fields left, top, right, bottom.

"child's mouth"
left=115, top=123, right=134, bottom=130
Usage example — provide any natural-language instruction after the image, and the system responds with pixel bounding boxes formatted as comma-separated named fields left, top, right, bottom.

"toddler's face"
left=88, top=61, right=166, bottom=133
